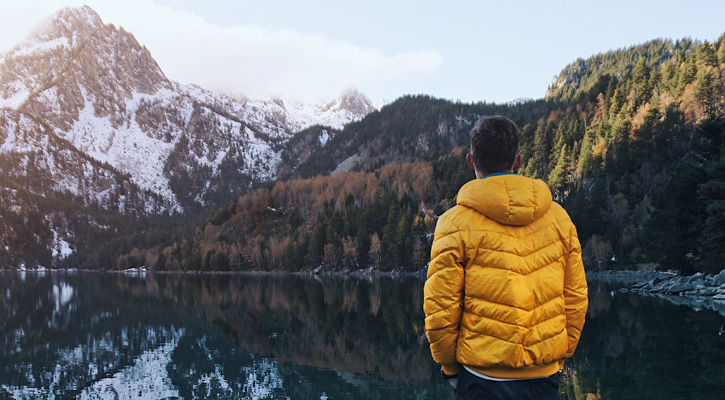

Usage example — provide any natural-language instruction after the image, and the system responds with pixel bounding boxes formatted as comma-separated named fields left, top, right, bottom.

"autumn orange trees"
left=141, top=156, right=471, bottom=272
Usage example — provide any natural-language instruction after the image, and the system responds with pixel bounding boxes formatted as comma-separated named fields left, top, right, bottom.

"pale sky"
left=1, top=0, right=724, bottom=104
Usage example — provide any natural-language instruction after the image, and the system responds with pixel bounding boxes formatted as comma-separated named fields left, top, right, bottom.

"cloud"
left=0, top=0, right=443, bottom=102
left=141, top=14, right=443, bottom=101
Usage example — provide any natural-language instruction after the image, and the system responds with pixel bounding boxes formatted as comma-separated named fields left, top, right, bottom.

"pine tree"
left=632, top=59, right=652, bottom=109
left=677, top=56, right=698, bottom=95
left=658, top=60, right=676, bottom=93
left=305, top=222, right=327, bottom=267
left=368, top=232, right=382, bottom=268
left=696, top=119, right=725, bottom=271
left=697, top=149, right=725, bottom=271
left=548, top=145, right=570, bottom=196
left=577, top=127, right=602, bottom=176
left=632, top=58, right=650, bottom=84
left=696, top=42, right=718, bottom=67
left=693, top=68, right=722, bottom=119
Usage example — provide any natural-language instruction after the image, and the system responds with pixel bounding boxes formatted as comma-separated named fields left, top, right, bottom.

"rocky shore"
left=589, top=269, right=725, bottom=317
left=586, top=270, right=676, bottom=285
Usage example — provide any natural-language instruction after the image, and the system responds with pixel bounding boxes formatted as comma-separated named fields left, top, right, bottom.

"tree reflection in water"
left=0, top=272, right=450, bottom=399
left=561, top=282, right=725, bottom=400
left=2, top=273, right=725, bottom=399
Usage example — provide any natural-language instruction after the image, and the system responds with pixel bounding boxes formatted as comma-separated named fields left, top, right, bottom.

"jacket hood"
left=456, top=174, right=552, bottom=226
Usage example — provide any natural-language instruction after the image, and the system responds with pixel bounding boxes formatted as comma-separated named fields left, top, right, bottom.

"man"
left=424, top=116, right=588, bottom=400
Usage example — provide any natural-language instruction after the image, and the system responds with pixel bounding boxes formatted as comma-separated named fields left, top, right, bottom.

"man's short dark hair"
left=469, top=116, right=521, bottom=175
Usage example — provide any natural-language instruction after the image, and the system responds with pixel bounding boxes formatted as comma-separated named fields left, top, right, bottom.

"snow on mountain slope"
left=268, top=88, right=377, bottom=130
left=0, top=6, right=375, bottom=213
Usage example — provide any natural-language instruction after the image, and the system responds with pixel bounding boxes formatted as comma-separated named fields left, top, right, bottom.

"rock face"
left=0, top=5, right=377, bottom=267
left=0, top=6, right=376, bottom=213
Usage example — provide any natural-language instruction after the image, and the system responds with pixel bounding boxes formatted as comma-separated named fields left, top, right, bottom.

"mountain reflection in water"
left=0, top=272, right=449, bottom=399
left=1, top=272, right=725, bottom=399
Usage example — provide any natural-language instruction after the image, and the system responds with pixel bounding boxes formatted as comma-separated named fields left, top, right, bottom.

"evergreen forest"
left=76, top=34, right=725, bottom=275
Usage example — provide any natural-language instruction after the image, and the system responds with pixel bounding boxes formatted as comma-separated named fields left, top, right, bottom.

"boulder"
left=686, top=274, right=705, bottom=286
left=631, top=281, right=648, bottom=289
left=714, top=269, right=725, bottom=287
left=650, top=283, right=666, bottom=293
left=667, top=283, right=691, bottom=294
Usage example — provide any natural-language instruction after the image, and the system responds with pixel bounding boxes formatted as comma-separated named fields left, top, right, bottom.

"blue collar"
left=481, top=172, right=516, bottom=180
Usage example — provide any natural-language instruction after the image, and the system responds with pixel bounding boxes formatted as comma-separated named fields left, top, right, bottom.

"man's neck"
left=475, top=169, right=513, bottom=179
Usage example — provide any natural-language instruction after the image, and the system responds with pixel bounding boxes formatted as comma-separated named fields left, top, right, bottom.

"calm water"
left=0, top=272, right=724, bottom=400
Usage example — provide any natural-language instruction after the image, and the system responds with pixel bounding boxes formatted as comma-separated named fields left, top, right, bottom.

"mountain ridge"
left=0, top=6, right=376, bottom=212
left=545, top=37, right=699, bottom=102
left=0, top=5, right=376, bottom=267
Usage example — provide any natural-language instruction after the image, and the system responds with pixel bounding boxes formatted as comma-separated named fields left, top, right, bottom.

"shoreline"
left=588, top=269, right=725, bottom=317
left=586, top=269, right=677, bottom=284
left=7, top=267, right=725, bottom=316
left=0, top=267, right=429, bottom=278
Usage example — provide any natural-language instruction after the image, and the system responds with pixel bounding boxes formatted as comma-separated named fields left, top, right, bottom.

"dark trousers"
left=453, top=367, right=561, bottom=400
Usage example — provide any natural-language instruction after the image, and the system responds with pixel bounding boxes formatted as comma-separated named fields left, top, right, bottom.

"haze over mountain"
left=0, top=6, right=375, bottom=212
left=0, top=6, right=375, bottom=268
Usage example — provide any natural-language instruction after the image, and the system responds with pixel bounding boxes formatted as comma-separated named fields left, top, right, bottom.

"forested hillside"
left=111, top=156, right=469, bottom=272
left=278, top=96, right=552, bottom=179
left=108, top=33, right=725, bottom=274
left=546, top=38, right=699, bottom=102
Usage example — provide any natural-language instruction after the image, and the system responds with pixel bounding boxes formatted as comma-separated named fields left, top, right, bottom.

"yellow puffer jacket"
left=424, top=174, right=588, bottom=379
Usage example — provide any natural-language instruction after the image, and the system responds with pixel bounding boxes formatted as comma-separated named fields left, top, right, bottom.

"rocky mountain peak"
left=0, top=5, right=379, bottom=212
left=10, top=6, right=106, bottom=58
left=340, top=88, right=376, bottom=115
left=52, top=6, right=105, bottom=35
left=1, top=5, right=170, bottom=129
left=0, top=5, right=381, bottom=266
left=322, top=88, right=375, bottom=117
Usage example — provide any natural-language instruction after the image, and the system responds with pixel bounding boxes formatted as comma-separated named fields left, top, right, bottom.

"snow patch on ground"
left=242, top=127, right=281, bottom=182
left=0, top=84, right=29, bottom=109
left=318, top=129, right=330, bottom=146
left=52, top=228, right=74, bottom=259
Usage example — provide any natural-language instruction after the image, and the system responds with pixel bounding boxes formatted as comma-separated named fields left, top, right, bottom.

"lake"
left=1, top=272, right=724, bottom=399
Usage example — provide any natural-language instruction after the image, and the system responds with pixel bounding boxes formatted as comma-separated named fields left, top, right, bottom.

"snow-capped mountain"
left=0, top=6, right=375, bottom=213
left=0, top=5, right=376, bottom=267
left=275, top=88, right=377, bottom=130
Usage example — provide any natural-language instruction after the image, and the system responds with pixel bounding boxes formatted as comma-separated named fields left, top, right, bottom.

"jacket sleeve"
left=563, top=221, right=588, bottom=359
left=424, top=213, right=465, bottom=376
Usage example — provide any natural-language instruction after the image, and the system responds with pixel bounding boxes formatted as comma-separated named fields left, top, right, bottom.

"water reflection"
left=562, top=282, right=725, bottom=400
left=1, top=273, right=725, bottom=399
left=0, top=272, right=449, bottom=399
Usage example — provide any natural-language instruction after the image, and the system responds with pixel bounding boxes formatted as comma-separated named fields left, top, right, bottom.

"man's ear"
left=466, top=153, right=475, bottom=169
left=512, top=154, right=522, bottom=172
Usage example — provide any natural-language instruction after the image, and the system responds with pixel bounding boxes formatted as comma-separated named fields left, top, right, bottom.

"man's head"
left=467, top=116, right=522, bottom=178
